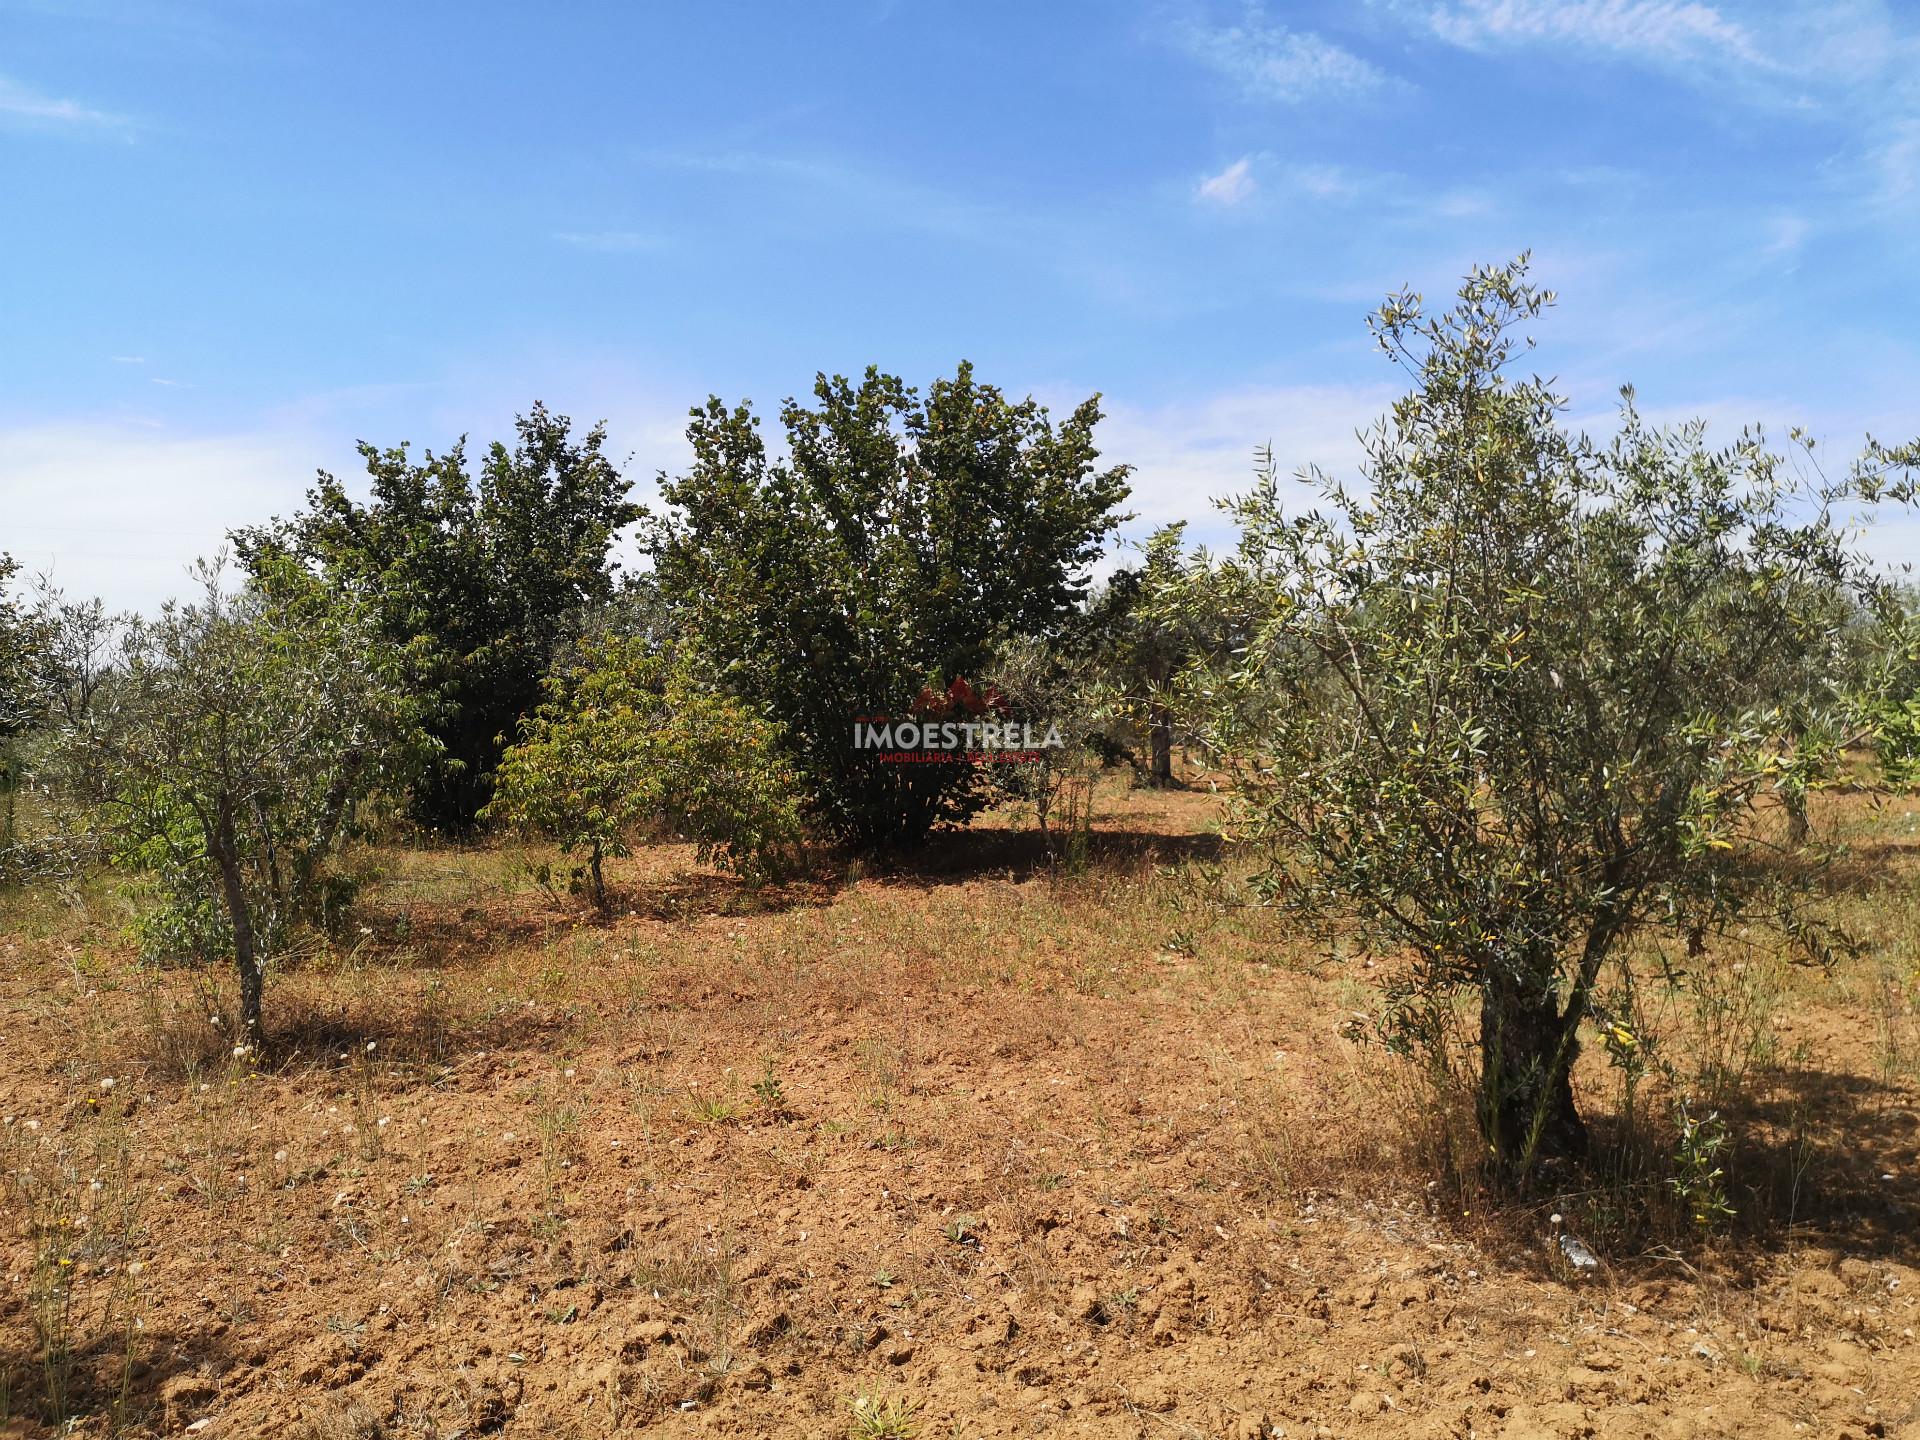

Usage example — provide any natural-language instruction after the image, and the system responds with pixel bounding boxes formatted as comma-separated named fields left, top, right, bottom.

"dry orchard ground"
left=1, top=780, right=1918, bottom=1439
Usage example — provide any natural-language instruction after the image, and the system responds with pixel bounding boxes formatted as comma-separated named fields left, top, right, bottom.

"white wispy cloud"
left=1169, top=3, right=1385, bottom=103
left=1196, top=156, right=1257, bottom=205
left=1091, top=382, right=1400, bottom=536
left=1760, top=212, right=1811, bottom=258
left=0, top=74, right=131, bottom=131
left=1420, top=0, right=1771, bottom=69
left=1873, top=117, right=1920, bottom=207
left=0, top=424, right=327, bottom=614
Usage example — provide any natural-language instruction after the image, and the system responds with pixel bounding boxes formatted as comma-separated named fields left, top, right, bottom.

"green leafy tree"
left=0, top=577, right=133, bottom=884
left=484, top=635, right=802, bottom=911
left=24, top=579, right=132, bottom=811
left=1860, top=587, right=1920, bottom=787
left=80, top=558, right=423, bottom=1043
left=649, top=363, right=1130, bottom=852
left=235, top=403, right=639, bottom=833
left=1175, top=258, right=1915, bottom=1183
left=1089, top=522, right=1259, bottom=785
left=0, top=553, right=45, bottom=842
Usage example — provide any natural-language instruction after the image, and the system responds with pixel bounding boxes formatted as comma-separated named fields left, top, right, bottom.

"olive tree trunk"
left=212, top=797, right=266, bottom=1045
left=1479, top=961, right=1587, bottom=1177
left=588, top=839, right=608, bottom=914
left=1148, top=701, right=1174, bottom=787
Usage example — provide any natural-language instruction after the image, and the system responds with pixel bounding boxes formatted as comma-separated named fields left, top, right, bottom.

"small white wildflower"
left=99, top=1078, right=116, bottom=1092
left=274, top=1149, right=288, bottom=1163
left=126, top=1260, right=145, bottom=1276
left=232, top=1044, right=251, bottom=1059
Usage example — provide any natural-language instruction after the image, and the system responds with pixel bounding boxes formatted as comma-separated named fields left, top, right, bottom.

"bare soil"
left=3, top=786, right=1918, bottom=1438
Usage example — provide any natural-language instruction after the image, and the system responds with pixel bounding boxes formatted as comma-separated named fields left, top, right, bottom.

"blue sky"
left=4, top=0, right=1917, bottom=611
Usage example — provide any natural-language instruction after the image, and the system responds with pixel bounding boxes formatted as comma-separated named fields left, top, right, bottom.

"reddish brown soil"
left=3, top=787, right=1918, bottom=1438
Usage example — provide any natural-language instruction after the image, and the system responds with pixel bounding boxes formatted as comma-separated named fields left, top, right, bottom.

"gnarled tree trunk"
left=212, top=796, right=266, bottom=1045
left=1148, top=701, right=1174, bottom=787
left=588, top=838, right=608, bottom=914
left=1479, top=961, right=1587, bottom=1179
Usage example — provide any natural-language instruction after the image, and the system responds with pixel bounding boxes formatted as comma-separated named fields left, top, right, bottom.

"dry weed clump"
left=1, top=1100, right=145, bottom=1431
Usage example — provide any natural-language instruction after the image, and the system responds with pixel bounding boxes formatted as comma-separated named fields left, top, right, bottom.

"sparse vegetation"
left=4, top=260, right=1920, bottom=1436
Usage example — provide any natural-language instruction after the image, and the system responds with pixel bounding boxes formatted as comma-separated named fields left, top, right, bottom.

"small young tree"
left=984, top=638, right=1110, bottom=861
left=1177, top=257, right=1915, bottom=1183
left=483, top=635, right=802, bottom=912
left=80, top=558, right=421, bottom=1044
left=649, top=363, right=1130, bottom=853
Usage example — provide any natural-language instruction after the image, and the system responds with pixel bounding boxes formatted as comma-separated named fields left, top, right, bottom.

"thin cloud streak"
left=0, top=74, right=133, bottom=131
left=1166, top=3, right=1385, bottom=103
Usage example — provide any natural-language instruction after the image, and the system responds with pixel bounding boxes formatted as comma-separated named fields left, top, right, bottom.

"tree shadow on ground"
left=0, top=1319, right=233, bottom=1440
left=874, top=825, right=1225, bottom=886
left=1481, top=1063, right=1920, bottom=1284
left=1789, top=840, right=1920, bottom=899
left=260, top=986, right=600, bottom=1076
left=1723, top=1065, right=1920, bottom=1260
left=335, top=819, right=1227, bottom=961
left=339, top=862, right=847, bottom=967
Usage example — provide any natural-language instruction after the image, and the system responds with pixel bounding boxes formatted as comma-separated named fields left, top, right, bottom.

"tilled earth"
left=3, top=790, right=1918, bottom=1438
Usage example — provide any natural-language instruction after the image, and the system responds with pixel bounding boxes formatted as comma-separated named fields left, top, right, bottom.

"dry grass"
left=0, top=782, right=1916, bottom=1437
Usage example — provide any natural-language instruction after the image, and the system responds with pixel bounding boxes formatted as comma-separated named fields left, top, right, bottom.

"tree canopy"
left=649, top=362, right=1130, bottom=852
left=1171, top=257, right=1914, bottom=1182
left=235, top=403, right=639, bottom=834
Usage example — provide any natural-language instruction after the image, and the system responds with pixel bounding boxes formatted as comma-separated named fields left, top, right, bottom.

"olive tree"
left=81, top=558, right=421, bottom=1043
left=1090, top=522, right=1259, bottom=785
left=983, top=638, right=1110, bottom=860
left=0, top=553, right=44, bottom=844
left=1176, top=258, right=1915, bottom=1183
